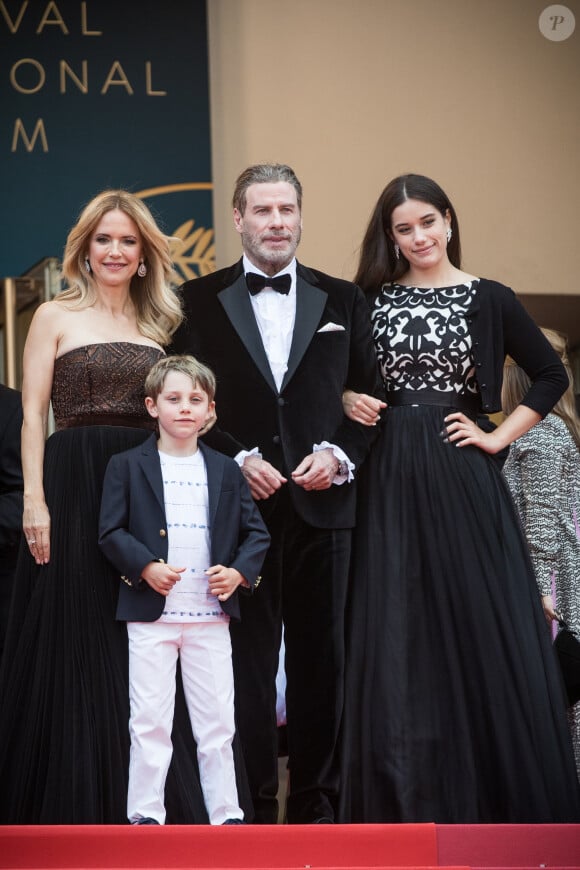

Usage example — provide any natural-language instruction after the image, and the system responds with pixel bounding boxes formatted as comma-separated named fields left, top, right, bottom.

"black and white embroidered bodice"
left=371, top=281, right=479, bottom=395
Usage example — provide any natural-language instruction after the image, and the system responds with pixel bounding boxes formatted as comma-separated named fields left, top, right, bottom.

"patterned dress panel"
left=371, top=282, right=478, bottom=395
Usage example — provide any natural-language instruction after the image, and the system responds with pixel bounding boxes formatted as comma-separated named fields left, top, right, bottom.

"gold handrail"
left=0, top=258, right=60, bottom=388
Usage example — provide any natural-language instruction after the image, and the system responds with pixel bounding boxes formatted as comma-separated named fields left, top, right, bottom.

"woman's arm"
left=508, top=435, right=564, bottom=603
left=21, top=302, right=60, bottom=564
left=445, top=404, right=542, bottom=455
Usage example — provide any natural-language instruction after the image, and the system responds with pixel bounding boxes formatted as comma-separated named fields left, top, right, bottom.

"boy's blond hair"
left=145, top=355, right=216, bottom=403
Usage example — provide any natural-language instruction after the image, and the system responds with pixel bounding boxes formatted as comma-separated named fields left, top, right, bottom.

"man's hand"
left=242, top=455, right=287, bottom=500
left=141, top=562, right=185, bottom=596
left=206, top=565, right=246, bottom=602
left=291, top=448, right=337, bottom=491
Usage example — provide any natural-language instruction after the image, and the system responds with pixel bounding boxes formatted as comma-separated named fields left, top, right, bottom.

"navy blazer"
left=98, top=434, right=270, bottom=623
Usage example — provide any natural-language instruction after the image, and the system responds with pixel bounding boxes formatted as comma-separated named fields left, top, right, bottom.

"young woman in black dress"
left=339, top=174, right=580, bottom=822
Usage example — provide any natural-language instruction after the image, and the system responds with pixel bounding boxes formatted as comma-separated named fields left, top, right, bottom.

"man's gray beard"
left=242, top=228, right=301, bottom=274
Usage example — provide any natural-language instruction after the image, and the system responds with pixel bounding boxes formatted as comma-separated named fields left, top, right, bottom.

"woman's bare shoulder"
left=33, top=297, right=81, bottom=324
left=27, top=299, right=89, bottom=359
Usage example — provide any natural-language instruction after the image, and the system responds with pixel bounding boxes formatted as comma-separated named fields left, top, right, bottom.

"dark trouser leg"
left=230, top=505, right=284, bottom=824
left=283, top=518, right=351, bottom=823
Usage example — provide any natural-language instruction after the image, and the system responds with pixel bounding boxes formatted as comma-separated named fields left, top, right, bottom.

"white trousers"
left=127, top=620, right=243, bottom=825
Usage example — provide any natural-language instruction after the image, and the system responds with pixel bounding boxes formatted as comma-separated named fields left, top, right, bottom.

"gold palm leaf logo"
left=170, top=219, right=215, bottom=281
left=136, top=183, right=216, bottom=283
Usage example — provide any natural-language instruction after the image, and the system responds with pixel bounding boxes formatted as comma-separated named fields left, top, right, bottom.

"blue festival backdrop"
left=0, top=0, right=214, bottom=282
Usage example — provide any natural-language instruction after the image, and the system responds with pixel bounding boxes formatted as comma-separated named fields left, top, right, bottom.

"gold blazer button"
left=159, top=529, right=167, bottom=537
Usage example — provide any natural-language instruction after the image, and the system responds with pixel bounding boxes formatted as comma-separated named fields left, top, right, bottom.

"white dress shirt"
left=240, top=255, right=353, bottom=484
left=243, top=254, right=296, bottom=392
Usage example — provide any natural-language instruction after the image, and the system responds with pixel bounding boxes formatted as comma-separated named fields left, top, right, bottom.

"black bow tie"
left=246, top=272, right=291, bottom=296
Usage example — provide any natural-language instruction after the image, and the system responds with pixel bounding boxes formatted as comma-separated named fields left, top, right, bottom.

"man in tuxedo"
left=171, top=163, right=382, bottom=824
left=0, top=384, right=24, bottom=663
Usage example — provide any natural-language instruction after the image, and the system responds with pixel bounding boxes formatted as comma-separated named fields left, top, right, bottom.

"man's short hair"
left=232, top=163, right=302, bottom=214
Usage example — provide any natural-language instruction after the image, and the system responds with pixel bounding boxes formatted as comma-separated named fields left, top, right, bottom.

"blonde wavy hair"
left=502, top=327, right=580, bottom=449
left=59, top=190, right=182, bottom=346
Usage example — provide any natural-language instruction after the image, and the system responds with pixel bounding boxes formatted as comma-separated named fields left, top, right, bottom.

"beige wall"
left=207, top=0, right=579, bottom=295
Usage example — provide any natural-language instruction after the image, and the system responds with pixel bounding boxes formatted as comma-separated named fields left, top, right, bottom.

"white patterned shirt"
left=158, top=450, right=227, bottom=623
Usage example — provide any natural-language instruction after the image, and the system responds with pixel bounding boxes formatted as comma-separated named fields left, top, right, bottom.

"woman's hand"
left=442, top=412, right=503, bottom=454
left=199, top=407, right=217, bottom=436
left=541, top=594, right=559, bottom=627
left=23, top=496, right=51, bottom=564
left=342, top=390, right=386, bottom=426
left=449, top=404, right=541, bottom=457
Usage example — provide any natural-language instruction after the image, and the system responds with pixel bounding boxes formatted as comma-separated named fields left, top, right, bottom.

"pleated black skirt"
left=339, top=403, right=580, bottom=822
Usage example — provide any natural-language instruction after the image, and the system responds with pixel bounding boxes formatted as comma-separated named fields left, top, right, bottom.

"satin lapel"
left=281, top=274, right=327, bottom=391
left=137, top=436, right=165, bottom=514
left=218, top=274, right=278, bottom=393
left=199, top=443, right=224, bottom=532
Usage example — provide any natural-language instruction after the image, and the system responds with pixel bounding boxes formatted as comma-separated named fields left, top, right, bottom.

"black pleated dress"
left=339, top=283, right=580, bottom=823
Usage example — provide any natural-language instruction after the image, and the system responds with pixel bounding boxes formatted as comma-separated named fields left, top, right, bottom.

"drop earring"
left=394, top=244, right=400, bottom=260
left=446, top=227, right=452, bottom=243
left=137, top=260, right=147, bottom=277
left=84, top=257, right=91, bottom=273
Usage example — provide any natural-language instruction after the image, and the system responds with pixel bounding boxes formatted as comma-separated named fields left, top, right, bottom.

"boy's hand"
left=141, top=562, right=185, bottom=596
left=206, top=565, right=246, bottom=602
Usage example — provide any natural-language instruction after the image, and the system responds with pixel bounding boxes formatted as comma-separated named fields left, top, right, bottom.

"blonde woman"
left=0, top=192, right=217, bottom=823
left=503, top=328, right=580, bottom=777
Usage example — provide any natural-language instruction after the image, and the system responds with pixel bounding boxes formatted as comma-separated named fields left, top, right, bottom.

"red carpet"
left=1, top=824, right=439, bottom=870
left=437, top=824, right=580, bottom=869
left=0, top=823, right=578, bottom=870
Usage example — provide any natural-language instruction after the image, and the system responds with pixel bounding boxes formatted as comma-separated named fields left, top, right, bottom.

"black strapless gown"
left=0, top=343, right=250, bottom=823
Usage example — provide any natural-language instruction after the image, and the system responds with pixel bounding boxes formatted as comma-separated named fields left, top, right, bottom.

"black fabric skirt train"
left=339, top=402, right=580, bottom=823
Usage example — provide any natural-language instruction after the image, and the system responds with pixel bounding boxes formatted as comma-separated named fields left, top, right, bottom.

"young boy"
left=98, top=355, right=270, bottom=826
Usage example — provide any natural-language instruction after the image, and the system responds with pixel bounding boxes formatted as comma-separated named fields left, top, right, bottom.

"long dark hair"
left=354, top=174, right=462, bottom=296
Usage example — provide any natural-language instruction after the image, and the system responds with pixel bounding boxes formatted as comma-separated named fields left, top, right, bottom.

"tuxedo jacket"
left=98, top=435, right=271, bottom=623
left=171, top=260, right=383, bottom=529
left=0, top=384, right=24, bottom=554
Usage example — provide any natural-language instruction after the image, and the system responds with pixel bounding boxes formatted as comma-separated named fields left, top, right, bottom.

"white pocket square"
left=317, top=322, right=345, bottom=333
